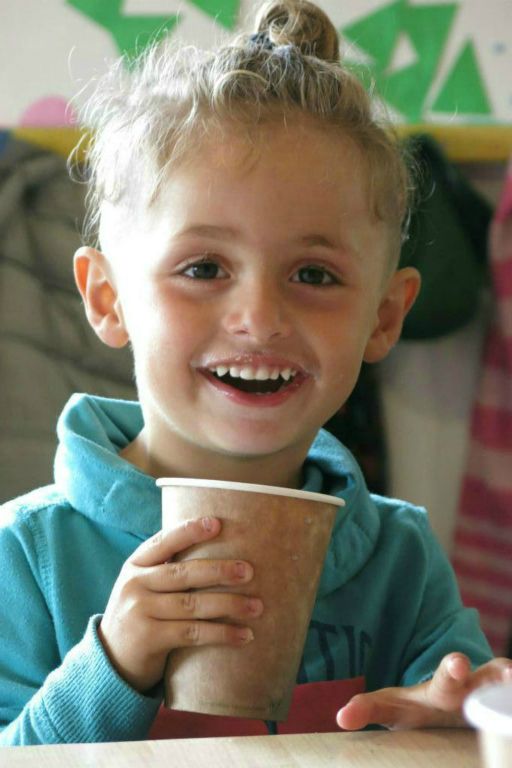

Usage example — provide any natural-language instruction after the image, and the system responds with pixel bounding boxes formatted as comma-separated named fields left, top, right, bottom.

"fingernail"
left=247, top=598, right=263, bottom=615
left=235, top=561, right=250, bottom=579
left=202, top=517, right=214, bottom=531
left=237, top=628, right=254, bottom=643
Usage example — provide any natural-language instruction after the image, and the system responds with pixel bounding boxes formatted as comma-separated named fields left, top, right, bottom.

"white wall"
left=1, top=0, right=511, bottom=127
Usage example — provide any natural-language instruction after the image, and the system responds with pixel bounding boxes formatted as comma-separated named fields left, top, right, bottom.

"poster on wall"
left=0, top=0, right=511, bottom=128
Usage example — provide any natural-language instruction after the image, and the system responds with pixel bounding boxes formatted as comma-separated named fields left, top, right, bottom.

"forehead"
left=99, top=118, right=385, bottom=261
left=182, top=118, right=368, bottom=191
left=159, top=122, right=371, bottom=220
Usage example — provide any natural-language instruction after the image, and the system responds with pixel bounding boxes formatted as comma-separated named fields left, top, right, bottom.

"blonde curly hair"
left=72, top=0, right=412, bottom=261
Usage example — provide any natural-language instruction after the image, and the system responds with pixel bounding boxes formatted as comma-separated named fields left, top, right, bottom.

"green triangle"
left=403, top=2, right=457, bottom=71
left=109, top=16, right=179, bottom=60
left=66, top=1, right=178, bottom=59
left=342, top=0, right=403, bottom=71
left=187, top=0, right=240, bottom=30
left=341, top=1, right=458, bottom=122
left=66, top=0, right=121, bottom=26
left=384, top=0, right=459, bottom=123
left=385, top=64, right=428, bottom=121
left=431, top=40, right=491, bottom=115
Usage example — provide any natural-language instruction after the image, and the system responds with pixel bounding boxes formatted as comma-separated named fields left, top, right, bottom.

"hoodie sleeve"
left=399, top=512, right=493, bottom=686
left=0, top=522, right=160, bottom=745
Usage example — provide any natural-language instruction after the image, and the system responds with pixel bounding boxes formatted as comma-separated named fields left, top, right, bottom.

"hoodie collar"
left=54, top=394, right=380, bottom=592
left=302, top=429, right=381, bottom=594
left=54, top=394, right=159, bottom=540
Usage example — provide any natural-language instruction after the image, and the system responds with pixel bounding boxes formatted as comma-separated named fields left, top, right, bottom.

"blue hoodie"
left=0, top=394, right=492, bottom=745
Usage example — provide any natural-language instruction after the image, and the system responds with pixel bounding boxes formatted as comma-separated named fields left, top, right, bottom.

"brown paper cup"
left=157, top=478, right=344, bottom=721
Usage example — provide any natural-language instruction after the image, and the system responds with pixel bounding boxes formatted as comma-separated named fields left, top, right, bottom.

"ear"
left=363, top=267, right=421, bottom=363
left=73, top=246, right=129, bottom=348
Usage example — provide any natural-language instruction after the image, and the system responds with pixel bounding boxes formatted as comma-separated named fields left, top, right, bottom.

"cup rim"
left=156, top=477, right=345, bottom=507
left=464, top=682, right=512, bottom=736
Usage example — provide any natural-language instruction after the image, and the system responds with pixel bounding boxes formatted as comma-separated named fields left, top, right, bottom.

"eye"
left=292, top=265, right=338, bottom=286
left=181, top=259, right=227, bottom=280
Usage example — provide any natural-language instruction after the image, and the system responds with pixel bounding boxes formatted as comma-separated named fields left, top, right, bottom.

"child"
left=1, top=0, right=510, bottom=746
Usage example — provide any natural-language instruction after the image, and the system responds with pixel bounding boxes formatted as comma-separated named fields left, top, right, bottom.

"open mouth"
left=203, top=363, right=304, bottom=397
left=213, top=373, right=294, bottom=395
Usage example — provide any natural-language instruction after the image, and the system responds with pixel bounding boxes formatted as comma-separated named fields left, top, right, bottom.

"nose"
left=222, top=277, right=293, bottom=344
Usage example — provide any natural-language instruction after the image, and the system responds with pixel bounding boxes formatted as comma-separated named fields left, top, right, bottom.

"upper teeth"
left=211, top=365, right=297, bottom=381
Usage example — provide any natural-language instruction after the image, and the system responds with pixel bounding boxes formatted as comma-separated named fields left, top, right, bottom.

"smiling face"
left=75, top=119, right=419, bottom=486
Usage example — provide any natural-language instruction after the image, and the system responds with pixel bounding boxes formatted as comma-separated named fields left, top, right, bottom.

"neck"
left=119, top=428, right=309, bottom=490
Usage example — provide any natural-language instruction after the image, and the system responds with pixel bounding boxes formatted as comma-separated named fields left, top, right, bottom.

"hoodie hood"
left=54, top=394, right=381, bottom=596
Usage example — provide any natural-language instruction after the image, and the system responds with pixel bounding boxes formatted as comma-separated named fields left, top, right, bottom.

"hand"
left=98, top=517, right=262, bottom=693
left=336, top=653, right=512, bottom=731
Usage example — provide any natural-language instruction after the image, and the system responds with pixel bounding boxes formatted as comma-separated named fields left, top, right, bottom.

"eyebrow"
left=175, top=225, right=338, bottom=249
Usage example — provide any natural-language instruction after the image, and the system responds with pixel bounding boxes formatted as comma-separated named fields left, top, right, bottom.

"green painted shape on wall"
left=342, top=1, right=458, bottom=122
left=387, top=2, right=458, bottom=120
left=187, top=0, right=239, bottom=30
left=340, top=2, right=402, bottom=110
left=112, top=16, right=179, bottom=59
left=431, top=40, right=491, bottom=115
left=66, top=0, right=178, bottom=59
left=342, top=0, right=403, bottom=71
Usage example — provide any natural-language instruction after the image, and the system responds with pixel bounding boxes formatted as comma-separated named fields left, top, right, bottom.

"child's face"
left=80, top=120, right=418, bottom=480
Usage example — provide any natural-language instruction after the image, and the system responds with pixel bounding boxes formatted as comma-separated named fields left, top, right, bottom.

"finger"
left=151, top=617, right=255, bottom=653
left=139, top=557, right=254, bottom=592
left=146, top=591, right=264, bottom=622
left=337, top=683, right=464, bottom=732
left=336, top=690, right=418, bottom=731
left=467, top=657, right=512, bottom=689
left=445, top=652, right=472, bottom=682
left=130, top=517, right=221, bottom=567
left=336, top=694, right=376, bottom=731
left=426, top=653, right=472, bottom=709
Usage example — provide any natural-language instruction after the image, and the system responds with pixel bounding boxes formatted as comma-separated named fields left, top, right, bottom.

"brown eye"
left=183, top=260, right=224, bottom=280
left=294, top=266, right=336, bottom=285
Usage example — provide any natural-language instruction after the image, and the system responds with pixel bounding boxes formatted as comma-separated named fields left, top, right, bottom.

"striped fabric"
left=452, top=160, right=512, bottom=656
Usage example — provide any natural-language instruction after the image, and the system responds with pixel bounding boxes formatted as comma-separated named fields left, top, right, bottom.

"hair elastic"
left=249, top=31, right=275, bottom=51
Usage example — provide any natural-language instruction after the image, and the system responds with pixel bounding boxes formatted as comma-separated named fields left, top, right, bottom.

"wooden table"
left=1, top=729, right=480, bottom=767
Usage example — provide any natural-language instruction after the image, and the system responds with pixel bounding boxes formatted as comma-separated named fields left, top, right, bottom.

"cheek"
left=129, top=289, right=211, bottom=363
left=316, top=311, right=370, bottom=356
left=120, top=281, right=169, bottom=334
left=316, top=320, right=372, bottom=386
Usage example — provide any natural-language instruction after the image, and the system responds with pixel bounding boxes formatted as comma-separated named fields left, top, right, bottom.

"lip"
left=199, top=368, right=310, bottom=408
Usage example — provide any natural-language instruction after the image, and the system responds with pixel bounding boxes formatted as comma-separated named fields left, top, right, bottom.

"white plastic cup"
left=464, top=682, right=512, bottom=768
left=157, top=478, right=345, bottom=721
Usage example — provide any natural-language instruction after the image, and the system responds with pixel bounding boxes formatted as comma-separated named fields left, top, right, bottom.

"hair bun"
left=253, top=0, right=340, bottom=61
